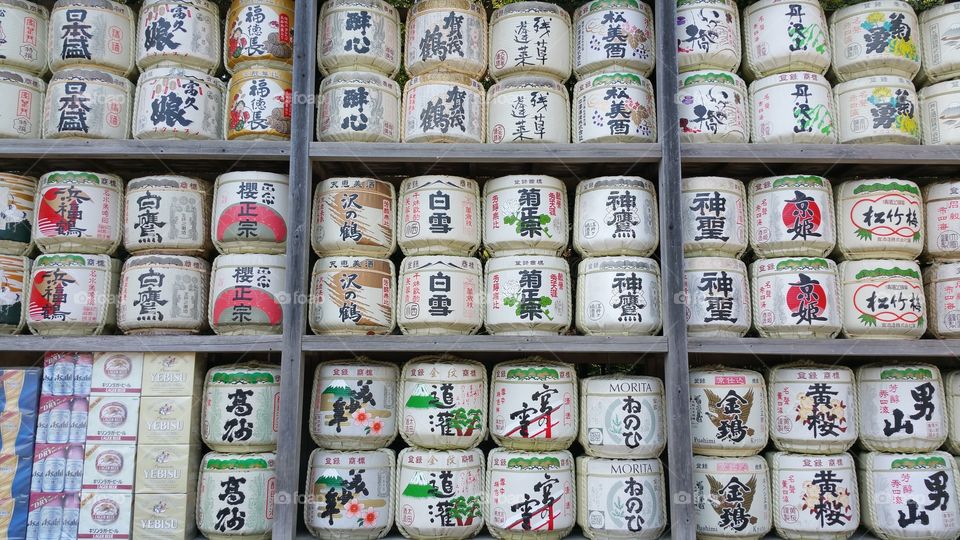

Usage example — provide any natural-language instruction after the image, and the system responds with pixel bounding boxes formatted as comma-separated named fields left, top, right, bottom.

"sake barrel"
left=676, top=0, right=740, bottom=72
left=919, top=80, right=960, bottom=145
left=26, top=253, right=119, bottom=336
left=200, top=363, right=280, bottom=452
left=689, top=367, right=768, bottom=457
left=576, top=457, right=666, bottom=540
left=484, top=256, right=571, bottom=336
left=692, top=455, right=772, bottom=539
left=0, top=0, right=48, bottom=75
left=136, top=0, right=221, bottom=73
left=397, top=175, right=480, bottom=257
left=397, top=256, right=483, bottom=336
left=945, top=371, right=960, bottom=454
left=840, top=259, right=927, bottom=339
left=859, top=451, right=960, bottom=540
left=835, top=178, right=924, bottom=260
left=404, top=0, right=487, bottom=79
left=211, top=171, right=289, bottom=255
left=750, top=257, right=842, bottom=339
left=0, top=255, right=29, bottom=334
left=0, top=173, right=36, bottom=256
left=829, top=0, right=921, bottom=82
left=396, top=448, right=485, bottom=539
left=304, top=448, right=395, bottom=540
left=116, top=254, right=209, bottom=335
left=317, top=0, right=401, bottom=77
left=490, top=359, right=576, bottom=451
left=488, top=2, right=571, bottom=82
left=123, top=175, right=211, bottom=256
left=768, top=452, right=860, bottom=539
left=48, top=0, right=135, bottom=77
left=487, top=76, right=569, bottom=144
left=925, top=262, right=960, bottom=338
left=578, top=375, right=665, bottom=459
left=572, top=0, right=655, bottom=78
left=681, top=176, right=748, bottom=258
left=224, top=0, right=294, bottom=73
left=316, top=71, right=401, bottom=143
left=311, top=177, right=395, bottom=258
left=742, top=0, right=830, bottom=80
left=768, top=364, right=857, bottom=454
left=402, top=74, right=485, bottom=143
left=132, top=66, right=225, bottom=140
left=225, top=67, right=292, bottom=140
left=748, top=72, right=837, bottom=144
left=857, top=363, right=946, bottom=452
left=483, top=175, right=567, bottom=257
left=919, top=3, right=960, bottom=84
left=42, top=68, right=133, bottom=140
left=575, top=257, right=662, bottom=336
left=399, top=356, right=486, bottom=449
left=833, top=75, right=921, bottom=144
left=748, top=175, right=836, bottom=257
left=310, top=359, right=398, bottom=450
left=678, top=70, right=749, bottom=143
left=572, top=71, right=656, bottom=143
left=0, top=68, right=44, bottom=139
left=34, top=170, right=123, bottom=255
left=208, top=253, right=286, bottom=335
left=309, top=257, right=395, bottom=335
left=485, top=449, right=576, bottom=540
left=196, top=452, right=276, bottom=540
left=684, top=257, right=751, bottom=338
left=573, top=176, right=658, bottom=257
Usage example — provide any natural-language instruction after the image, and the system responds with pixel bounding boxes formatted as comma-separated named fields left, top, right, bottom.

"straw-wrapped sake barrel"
left=0, top=0, right=48, bottom=75
left=490, top=359, right=577, bottom=451
left=225, top=67, right=292, bottom=140
left=42, top=68, right=133, bottom=140
left=304, top=448, right=395, bottom=540
left=404, top=0, right=487, bottom=79
left=684, top=257, right=751, bottom=338
left=748, top=72, right=837, bottom=144
left=576, top=457, right=666, bottom=540
left=200, top=363, right=280, bottom=452
left=316, top=71, right=401, bottom=143
left=136, top=0, right=221, bottom=73
left=573, top=176, right=658, bottom=257
left=572, top=72, right=656, bottom=143
left=681, top=176, right=748, bottom=258
left=487, top=76, right=569, bottom=144
left=399, top=356, right=486, bottom=449
left=575, top=257, right=662, bottom=336
left=572, top=0, right=655, bottom=78
left=768, top=452, right=860, bottom=539
left=578, top=375, right=665, bottom=459
left=402, top=74, right=485, bottom=143
left=678, top=70, right=748, bottom=143
left=397, top=176, right=481, bottom=257
left=26, top=253, right=118, bottom=336
left=123, top=175, right=211, bottom=256
left=317, top=0, right=401, bottom=77
left=919, top=2, right=960, bottom=84
left=676, top=0, right=740, bottom=72
left=0, top=255, right=29, bottom=335
left=829, top=0, right=921, bottom=82
left=0, top=68, right=44, bottom=139
left=690, top=367, right=768, bottom=457
left=484, top=256, right=571, bottom=336
left=309, top=257, right=395, bottom=335
left=485, top=449, right=576, bottom=540
left=839, top=259, right=927, bottom=339
left=211, top=171, right=289, bottom=255
left=768, top=364, right=857, bottom=454
left=397, top=256, right=483, bottom=336
left=224, top=0, right=294, bottom=73
left=750, top=257, right=841, bottom=339
left=488, top=2, right=571, bottom=82
left=34, top=171, right=122, bottom=255
left=48, top=0, right=135, bottom=77
left=208, top=254, right=286, bottom=335
left=132, top=66, right=225, bottom=140
left=833, top=75, right=920, bottom=144
left=312, top=177, right=395, bottom=258
left=117, top=254, right=209, bottom=335
left=692, top=455, right=772, bottom=540
left=196, top=451, right=276, bottom=540
left=923, top=180, right=960, bottom=261
left=0, top=173, right=36, bottom=256
left=920, top=80, right=960, bottom=146
left=925, top=262, right=960, bottom=338
left=396, top=448, right=485, bottom=540
left=310, top=359, right=398, bottom=450
left=748, top=175, right=836, bottom=258
left=741, top=0, right=830, bottom=80
left=944, top=371, right=960, bottom=455
left=834, top=178, right=923, bottom=260
left=483, top=175, right=567, bottom=257
left=857, top=363, right=946, bottom=452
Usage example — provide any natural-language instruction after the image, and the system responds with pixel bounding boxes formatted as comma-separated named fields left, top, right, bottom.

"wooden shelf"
left=689, top=338, right=960, bottom=358
left=301, top=335, right=669, bottom=358
left=0, top=334, right=282, bottom=353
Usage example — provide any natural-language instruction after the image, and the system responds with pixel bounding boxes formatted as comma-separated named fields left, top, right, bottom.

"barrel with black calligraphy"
left=42, top=68, right=133, bottom=140
left=312, top=177, right=396, bottom=258
left=576, top=457, right=666, bottom=540
left=487, top=76, right=569, bottom=144
left=579, top=375, right=665, bottom=459
left=769, top=452, right=860, bottom=539
left=488, top=2, right=571, bottom=82
left=748, top=72, right=837, bottom=144
left=398, top=356, right=486, bottom=449
left=490, top=359, right=577, bottom=451
left=396, top=448, right=485, bottom=540
left=304, top=448, right=395, bottom=540
left=829, top=0, right=921, bottom=83
left=689, top=367, right=768, bottom=457
left=678, top=70, right=748, bottom=143
left=839, top=259, right=927, bottom=339
left=404, top=0, right=486, bottom=79
left=133, top=66, right=225, bottom=140
left=397, top=256, right=483, bottom=336
left=676, top=0, right=740, bottom=72
left=0, top=255, right=29, bottom=335
left=924, top=262, right=960, bottom=339
left=212, top=171, right=288, bottom=255
left=208, top=253, right=286, bottom=335
left=397, top=175, right=481, bottom=257
left=309, top=257, right=395, bottom=336
left=741, top=0, right=830, bottom=80
left=196, top=451, right=276, bottom=540
left=920, top=80, right=960, bottom=145
left=316, top=71, right=400, bottom=143
left=483, top=175, right=568, bottom=257
left=919, top=3, right=960, bottom=85
left=317, top=0, right=401, bottom=77
left=123, top=175, right=211, bottom=256
left=750, top=257, right=841, bottom=339
left=573, top=72, right=656, bottom=143
left=0, top=0, right=48, bottom=75
left=576, top=257, right=662, bottom=336
left=748, top=175, right=836, bottom=258
left=484, top=256, right=571, bottom=336
left=573, top=176, right=658, bottom=257
left=692, top=455, right=772, bottom=539
left=201, top=363, right=280, bottom=452
left=684, top=257, right=751, bottom=338
left=681, top=177, right=747, bottom=258
left=0, top=173, right=36, bottom=256
left=116, top=254, right=209, bottom=335
left=34, top=171, right=123, bottom=255
left=26, top=253, right=119, bottom=336
left=485, top=449, right=576, bottom=540
left=835, top=178, right=923, bottom=260
left=767, top=363, right=857, bottom=454
left=48, top=0, right=135, bottom=76
left=572, top=0, right=655, bottom=78
left=857, top=363, right=946, bottom=453
left=224, top=0, right=294, bottom=73
left=834, top=76, right=920, bottom=145
left=0, top=68, right=44, bottom=139
left=923, top=181, right=960, bottom=261
left=137, top=0, right=221, bottom=73
left=226, top=67, right=292, bottom=140
left=310, top=359, right=398, bottom=450
left=402, top=73, right=485, bottom=143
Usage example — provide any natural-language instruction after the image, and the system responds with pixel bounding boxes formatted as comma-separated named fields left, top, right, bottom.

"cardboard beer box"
left=136, top=397, right=200, bottom=445
left=131, top=491, right=196, bottom=540
left=32, top=443, right=86, bottom=495
left=0, top=493, right=30, bottom=539
left=0, top=369, right=40, bottom=414
left=90, top=353, right=144, bottom=395
left=81, top=445, right=136, bottom=492
left=86, top=396, right=141, bottom=443
left=0, top=408, right=37, bottom=457
left=0, top=453, right=33, bottom=500
left=134, top=445, right=200, bottom=494
left=78, top=491, right=133, bottom=540
left=140, top=354, right=205, bottom=397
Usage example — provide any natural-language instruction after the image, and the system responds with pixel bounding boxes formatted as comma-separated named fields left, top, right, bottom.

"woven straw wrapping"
left=395, top=447, right=485, bottom=539
left=304, top=448, right=396, bottom=540
left=398, top=356, right=487, bottom=448
left=489, top=358, right=578, bottom=450
left=485, top=448, right=576, bottom=540
left=310, top=358, right=400, bottom=450
left=577, top=375, right=666, bottom=458
left=26, top=254, right=119, bottom=336
left=766, top=362, right=858, bottom=454
left=856, top=363, right=946, bottom=452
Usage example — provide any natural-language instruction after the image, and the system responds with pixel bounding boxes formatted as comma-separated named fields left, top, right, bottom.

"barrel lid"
left=128, top=175, right=210, bottom=193
left=491, top=1, right=571, bottom=24
left=923, top=261, right=960, bottom=282
left=34, top=252, right=115, bottom=268
left=309, top=447, right=395, bottom=468
left=677, top=0, right=737, bottom=8
left=50, top=68, right=134, bottom=91
left=919, top=78, right=960, bottom=100
left=399, top=255, right=480, bottom=273
left=230, top=66, right=293, bottom=84
left=320, top=71, right=400, bottom=95
left=684, top=256, right=747, bottom=272
left=320, top=0, right=398, bottom=19
left=124, top=254, right=210, bottom=270
left=405, top=72, right=484, bottom=92
left=206, top=362, right=280, bottom=383
left=691, top=366, right=764, bottom=380
left=53, top=0, right=132, bottom=17
left=319, top=176, right=394, bottom=191
left=839, top=258, right=922, bottom=279
left=0, top=68, right=44, bottom=90
left=682, top=176, right=744, bottom=193
left=577, top=256, right=660, bottom=274
left=744, top=0, right=820, bottom=16
left=402, top=355, right=485, bottom=379
left=856, top=362, right=939, bottom=382
left=679, top=70, right=747, bottom=91
left=923, top=179, right=960, bottom=201
left=484, top=174, right=565, bottom=193
left=488, top=75, right=568, bottom=96
left=575, top=71, right=652, bottom=95
left=578, top=456, right=663, bottom=475
left=768, top=451, right=855, bottom=469
left=226, top=0, right=293, bottom=14
left=692, top=453, right=767, bottom=470
left=575, top=0, right=651, bottom=20
left=857, top=450, right=952, bottom=471
left=768, top=362, right=854, bottom=382
left=582, top=374, right=663, bottom=394
left=214, top=253, right=286, bottom=267
left=399, top=175, right=478, bottom=195
left=750, top=174, right=830, bottom=193
left=141, top=0, right=218, bottom=11
left=748, top=71, right=830, bottom=94
left=407, top=0, right=484, bottom=18
left=485, top=255, right=569, bottom=272
left=138, top=66, right=226, bottom=92
left=834, top=74, right=915, bottom=94
left=40, top=170, right=123, bottom=186
left=313, top=256, right=394, bottom=271
left=398, top=447, right=484, bottom=466
left=830, top=0, right=915, bottom=22
left=750, top=257, right=835, bottom=274
left=488, top=447, right=574, bottom=466
left=201, top=451, right=277, bottom=471
left=317, top=357, right=399, bottom=376
left=836, top=177, right=920, bottom=197
left=575, top=175, right=655, bottom=194
left=0, top=0, right=49, bottom=17
left=217, top=171, right=289, bottom=184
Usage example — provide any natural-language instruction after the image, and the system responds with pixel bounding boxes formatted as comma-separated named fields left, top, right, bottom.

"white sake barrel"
left=859, top=451, right=960, bottom=540
left=398, top=175, right=480, bottom=257
left=573, top=176, right=658, bottom=257
left=768, top=452, right=860, bottom=539
left=132, top=66, right=225, bottom=140
left=0, top=173, right=36, bottom=256
left=835, top=178, right=923, bottom=260
left=689, top=367, right=768, bottom=457
left=225, top=66, right=292, bottom=140
left=485, top=448, right=576, bottom=540
left=684, top=257, right=751, bottom=338
left=123, top=175, right=211, bottom=256
left=857, top=363, right=946, bottom=452
left=402, top=74, right=485, bottom=143
left=316, top=71, right=401, bottom=143
left=748, top=175, right=836, bottom=257
left=840, top=259, right=927, bottom=339
left=48, top=0, right=135, bottom=76
left=43, top=68, right=132, bottom=139
left=196, top=452, right=276, bottom=540
left=483, top=175, right=567, bottom=257
left=116, top=254, right=209, bottom=335
left=572, top=0, right=655, bottom=78
left=34, top=170, right=122, bottom=255
left=404, top=0, right=486, bottom=79
left=575, top=257, right=662, bottom=336
left=692, top=455, right=772, bottom=540
left=924, top=181, right=960, bottom=261
left=311, top=177, right=395, bottom=258
left=201, top=363, right=280, bottom=452
left=0, top=255, right=29, bottom=335
left=309, top=257, right=395, bottom=335
left=751, top=257, right=841, bottom=339
left=487, top=76, right=569, bottom=144
left=488, top=2, right=571, bottom=82
left=399, top=356, right=486, bottom=449
left=678, top=70, right=748, bottom=143
left=925, top=262, right=960, bottom=338
left=576, top=457, right=666, bottom=540
left=208, top=253, right=286, bottom=335
left=490, top=359, right=577, bottom=451
left=676, top=0, right=740, bottom=72
left=748, top=72, right=837, bottom=144
left=484, top=256, right=571, bottom=336
left=768, top=364, right=857, bottom=454
left=829, top=0, right=921, bottom=82
left=224, top=0, right=294, bottom=73
left=317, top=0, right=401, bottom=77
left=946, top=371, right=960, bottom=454
left=0, top=0, right=48, bottom=75
left=26, top=253, right=119, bottom=336
left=212, top=171, right=289, bottom=255
left=833, top=75, right=921, bottom=144
left=919, top=80, right=960, bottom=145
left=572, top=72, right=657, bottom=143
left=578, top=375, right=665, bottom=459
left=136, top=0, right=221, bottom=73
left=396, top=448, right=485, bottom=539
left=304, top=448, right=395, bottom=540
left=681, top=176, right=748, bottom=258
left=0, top=68, right=44, bottom=139
left=742, top=0, right=830, bottom=80
left=919, top=3, right=960, bottom=84
left=310, top=359, right=398, bottom=450
left=397, top=256, right=483, bottom=336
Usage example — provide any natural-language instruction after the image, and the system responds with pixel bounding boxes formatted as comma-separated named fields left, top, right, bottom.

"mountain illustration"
left=402, top=472, right=436, bottom=498
left=405, top=384, right=438, bottom=409
left=316, top=468, right=343, bottom=488
left=322, top=380, right=353, bottom=398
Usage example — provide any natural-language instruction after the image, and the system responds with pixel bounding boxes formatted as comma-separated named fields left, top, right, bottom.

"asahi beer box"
left=828, top=0, right=921, bottom=82
left=0, top=492, right=29, bottom=540
left=224, top=0, right=294, bottom=73
left=768, top=452, right=860, bottom=539
left=678, top=70, right=749, bottom=143
left=77, top=490, right=133, bottom=540
left=689, top=367, right=768, bottom=457
left=86, top=395, right=140, bottom=443
left=579, top=376, right=665, bottom=459
left=395, top=448, right=485, bottom=539
left=741, top=0, right=831, bottom=80
left=681, top=176, right=748, bottom=258
left=134, top=444, right=200, bottom=494
left=35, top=396, right=87, bottom=447
left=131, top=491, right=197, bottom=540
left=0, top=68, right=44, bottom=140
left=310, top=359, right=398, bottom=450
left=225, top=67, right=292, bottom=141
left=490, top=359, right=577, bottom=451
left=750, top=257, right=841, bottom=339
left=26, top=492, right=72, bottom=540
left=488, top=1, right=572, bottom=82
left=748, top=175, right=836, bottom=258
left=316, top=0, right=401, bottom=77
left=0, top=173, right=37, bottom=257
left=309, top=257, right=396, bottom=336
left=201, top=363, right=280, bottom=453
left=48, top=0, right=136, bottom=76
left=41, top=351, right=92, bottom=398
left=572, top=0, right=656, bottom=78
left=34, top=171, right=123, bottom=255
left=397, top=256, right=483, bottom=336
left=196, top=452, right=276, bottom=540
left=90, top=352, right=143, bottom=395
left=123, top=176, right=211, bottom=256
left=857, top=363, right=947, bottom=453
left=304, top=448, right=394, bottom=540
left=27, top=254, right=120, bottom=337
left=692, top=455, right=772, bottom=539
left=767, top=364, right=857, bottom=454
left=576, top=457, right=666, bottom=540
left=0, top=0, right=48, bottom=76
left=833, top=76, right=921, bottom=145
left=140, top=353, right=204, bottom=397
left=676, top=0, right=741, bottom=72
left=404, top=0, right=487, bottom=79
left=399, top=356, right=486, bottom=450
left=136, top=0, right=221, bottom=74
left=32, top=443, right=84, bottom=493
left=81, top=444, right=135, bottom=491
left=485, top=449, right=576, bottom=540
left=137, top=396, right=200, bottom=445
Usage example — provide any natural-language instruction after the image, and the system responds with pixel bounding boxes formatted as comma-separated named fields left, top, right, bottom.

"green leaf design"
left=539, top=297, right=552, bottom=307
left=854, top=267, right=922, bottom=280
left=503, top=297, right=516, bottom=307
left=859, top=313, right=878, bottom=327
left=852, top=182, right=920, bottom=196
left=914, top=231, right=922, bottom=242
left=504, top=215, right=517, bottom=225
left=539, top=215, right=551, bottom=225
left=856, top=228, right=873, bottom=241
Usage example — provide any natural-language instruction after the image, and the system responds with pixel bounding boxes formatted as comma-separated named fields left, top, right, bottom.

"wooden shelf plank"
left=0, top=335, right=282, bottom=352
left=689, top=338, right=960, bottom=357
left=0, top=140, right=290, bottom=160
left=301, top=335, right=668, bottom=355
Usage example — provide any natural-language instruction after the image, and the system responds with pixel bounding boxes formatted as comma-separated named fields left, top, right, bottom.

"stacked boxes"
left=0, top=368, right=40, bottom=539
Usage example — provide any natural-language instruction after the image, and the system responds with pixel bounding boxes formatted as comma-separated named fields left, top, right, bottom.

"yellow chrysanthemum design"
left=865, top=12, right=886, bottom=24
